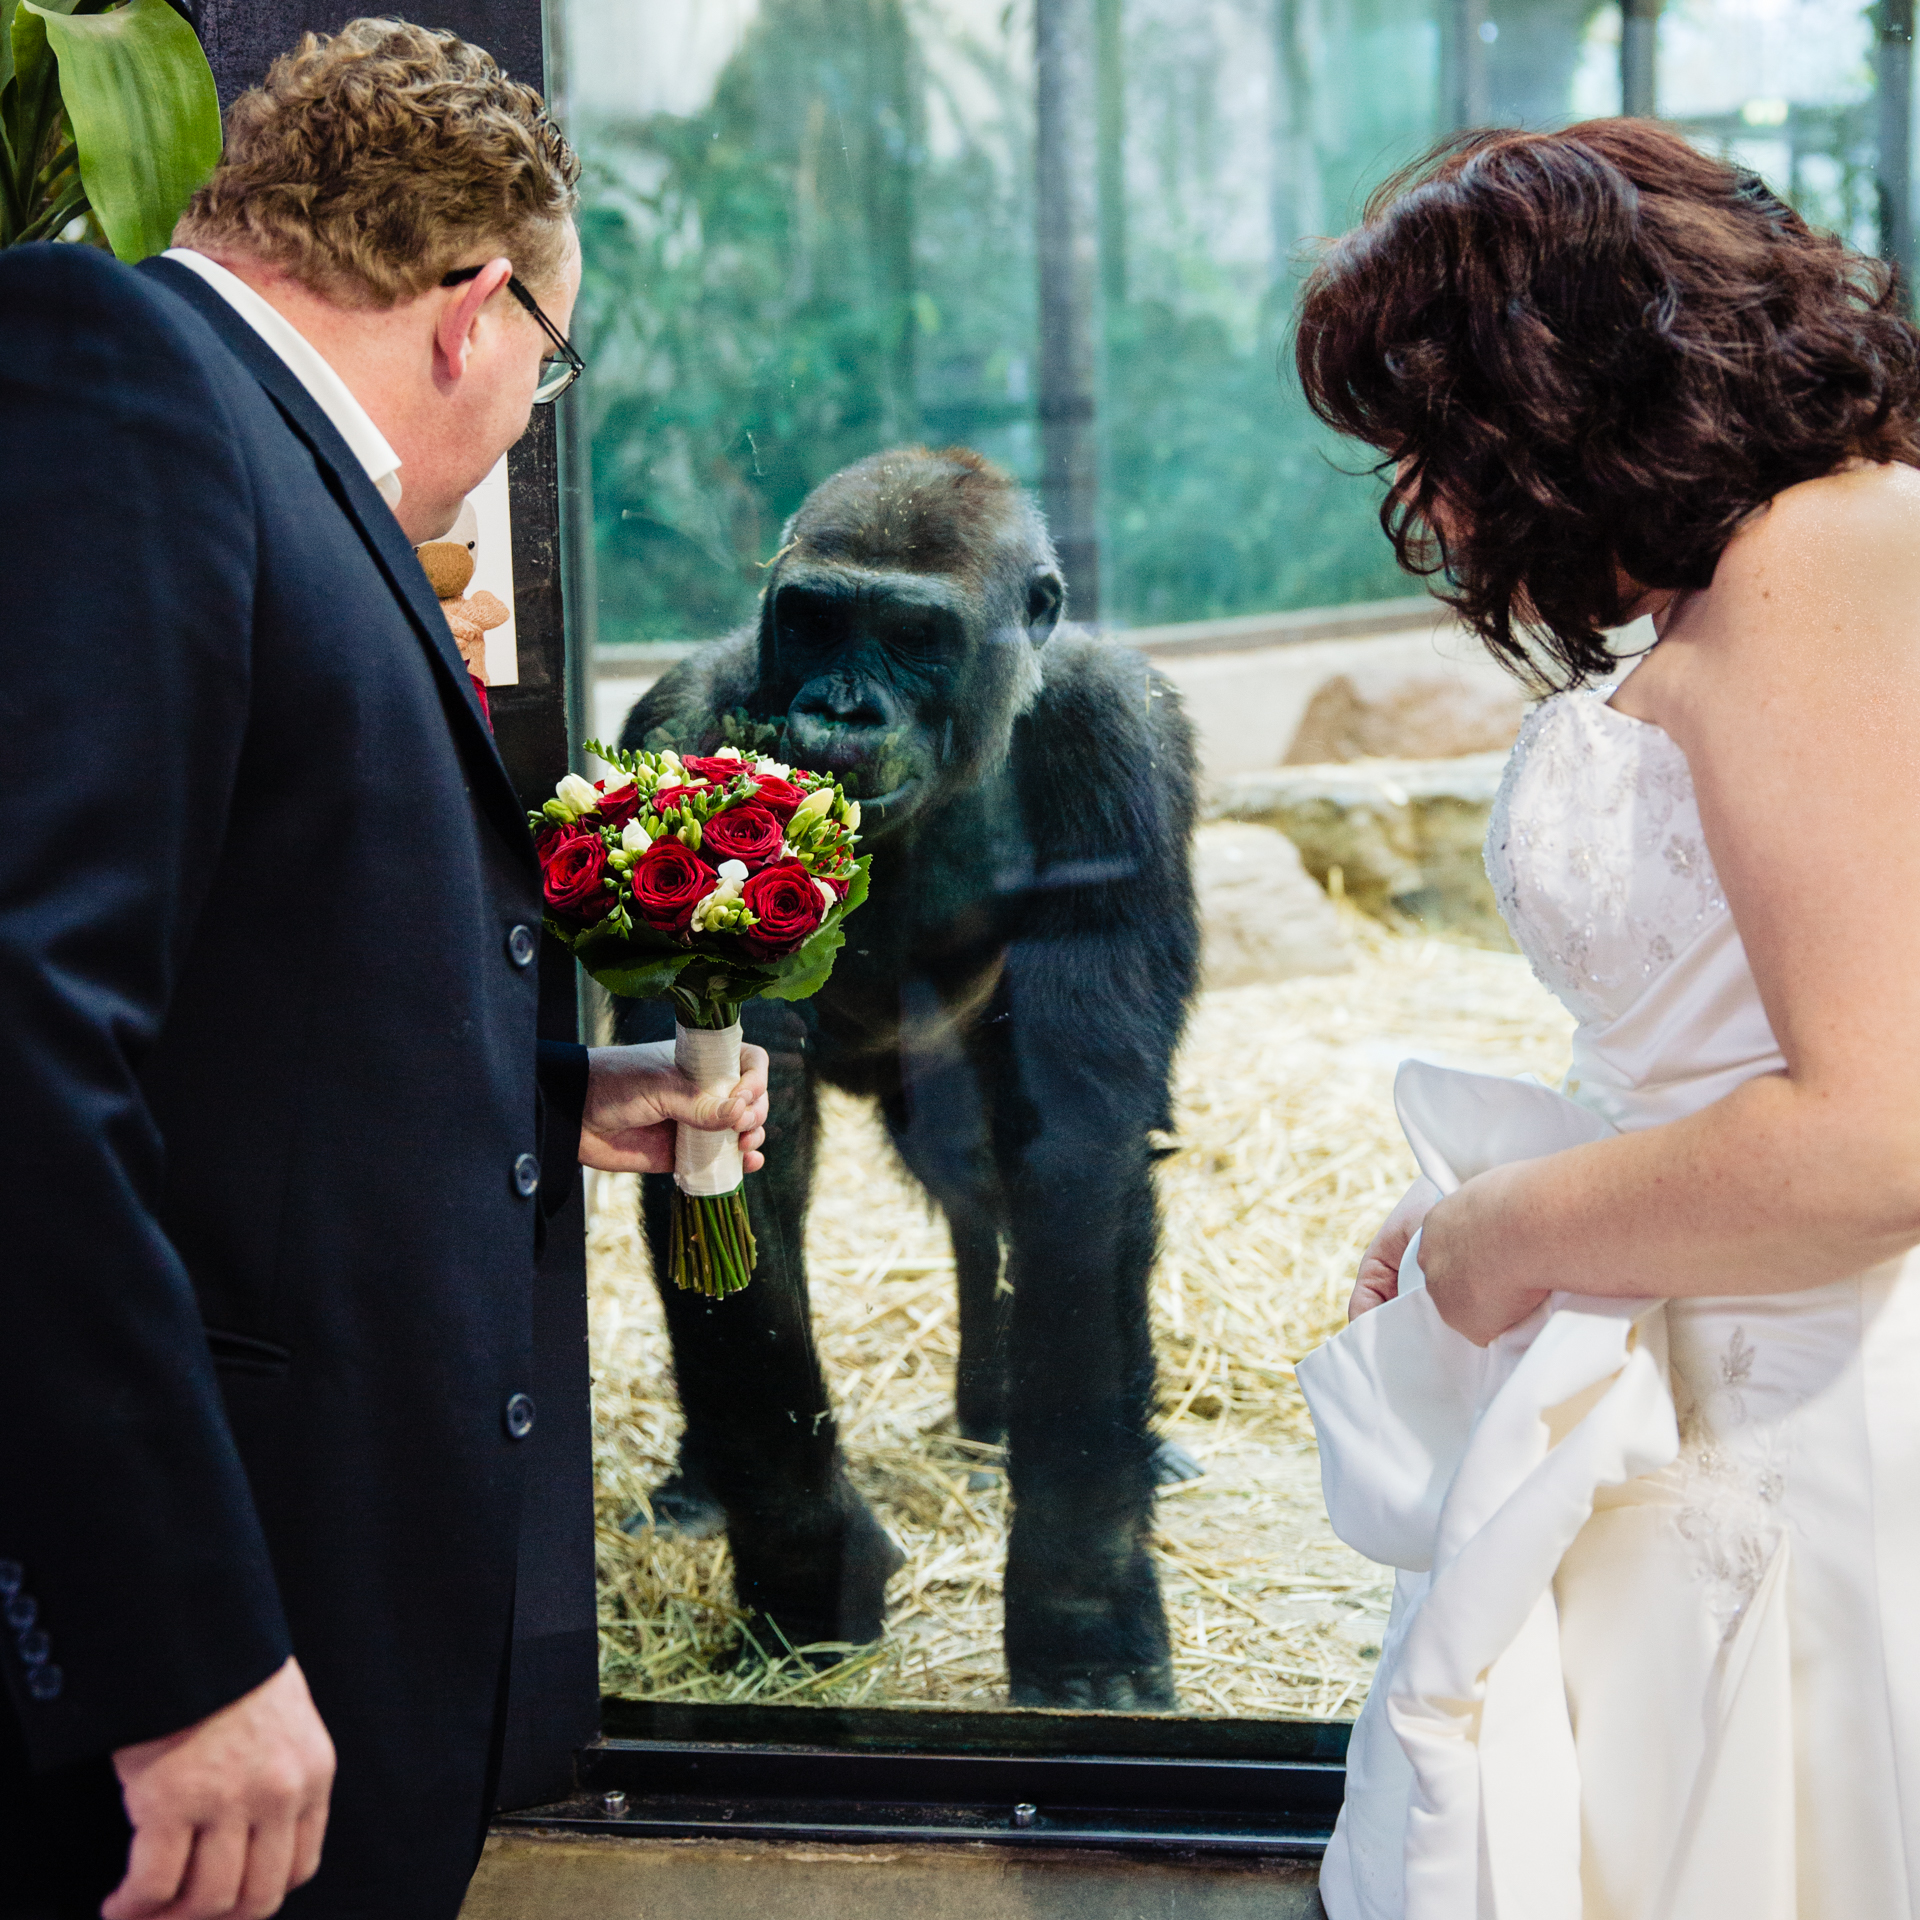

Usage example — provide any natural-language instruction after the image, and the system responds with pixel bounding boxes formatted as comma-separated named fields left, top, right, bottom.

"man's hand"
left=105, top=1657, right=334, bottom=1920
left=579, top=1041, right=772, bottom=1174
left=1348, top=1177, right=1441, bottom=1323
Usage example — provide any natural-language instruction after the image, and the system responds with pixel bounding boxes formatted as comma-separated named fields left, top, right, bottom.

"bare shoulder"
left=1641, top=464, right=1920, bottom=728
left=1710, top=462, right=1920, bottom=606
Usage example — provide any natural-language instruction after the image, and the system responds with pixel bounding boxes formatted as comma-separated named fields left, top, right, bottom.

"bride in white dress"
left=1290, top=121, right=1920, bottom=1918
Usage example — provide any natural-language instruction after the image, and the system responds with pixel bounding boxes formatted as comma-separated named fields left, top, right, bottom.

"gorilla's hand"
left=581, top=1041, right=771, bottom=1174
left=1350, top=1177, right=1441, bottom=1323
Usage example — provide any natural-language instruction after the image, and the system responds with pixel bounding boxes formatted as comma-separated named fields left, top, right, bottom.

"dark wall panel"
left=191, top=1, right=543, bottom=109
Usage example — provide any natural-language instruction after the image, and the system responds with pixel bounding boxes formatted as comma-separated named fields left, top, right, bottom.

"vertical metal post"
left=1095, top=0, right=1127, bottom=309
left=1621, top=0, right=1660, bottom=117
left=544, top=0, right=597, bottom=771
left=1880, top=0, right=1915, bottom=299
left=1439, top=0, right=1489, bottom=131
left=1035, top=0, right=1102, bottom=622
left=1270, top=0, right=1322, bottom=275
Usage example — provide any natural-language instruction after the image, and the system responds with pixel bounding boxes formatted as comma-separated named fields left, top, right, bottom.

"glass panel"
left=558, top=0, right=1899, bottom=1726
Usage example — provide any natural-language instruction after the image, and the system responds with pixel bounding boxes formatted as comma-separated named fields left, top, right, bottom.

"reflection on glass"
left=1659, top=0, right=1877, bottom=249
left=562, top=0, right=1897, bottom=1722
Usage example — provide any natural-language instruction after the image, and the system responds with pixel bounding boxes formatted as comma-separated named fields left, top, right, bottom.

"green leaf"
left=9, top=2, right=55, bottom=126
left=1, top=0, right=21, bottom=98
left=573, top=913, right=681, bottom=958
left=758, top=919, right=847, bottom=1002
left=755, top=858, right=872, bottom=1002
left=30, top=0, right=220, bottom=262
left=585, top=950, right=697, bottom=1000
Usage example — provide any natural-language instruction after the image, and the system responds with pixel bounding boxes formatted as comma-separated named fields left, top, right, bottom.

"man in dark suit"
left=0, top=20, right=766, bottom=1919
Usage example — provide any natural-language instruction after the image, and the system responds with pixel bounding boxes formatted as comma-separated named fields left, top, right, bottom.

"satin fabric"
left=1302, top=903, right=1920, bottom=1918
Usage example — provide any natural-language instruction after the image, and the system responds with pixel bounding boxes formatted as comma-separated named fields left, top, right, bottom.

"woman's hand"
left=1416, top=1175, right=1550, bottom=1345
left=579, top=1041, right=772, bottom=1175
left=1353, top=1176, right=1550, bottom=1342
left=1349, top=1177, right=1440, bottom=1322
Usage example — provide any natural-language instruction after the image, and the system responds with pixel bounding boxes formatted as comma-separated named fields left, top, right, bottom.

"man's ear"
left=434, top=258, right=512, bottom=384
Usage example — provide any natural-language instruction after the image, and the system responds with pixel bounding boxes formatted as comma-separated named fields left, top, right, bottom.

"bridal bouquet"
left=532, top=740, right=870, bottom=1297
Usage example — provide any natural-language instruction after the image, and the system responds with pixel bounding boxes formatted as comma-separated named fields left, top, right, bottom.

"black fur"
left=616, top=447, right=1199, bottom=1708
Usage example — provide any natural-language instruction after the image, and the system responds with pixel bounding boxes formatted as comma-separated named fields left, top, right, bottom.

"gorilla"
left=616, top=445, right=1199, bottom=1709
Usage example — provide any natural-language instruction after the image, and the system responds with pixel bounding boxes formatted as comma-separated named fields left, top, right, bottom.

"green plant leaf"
left=585, top=950, right=697, bottom=1000
left=29, top=0, right=219, bottom=262
left=1, top=0, right=21, bottom=98
left=757, top=919, right=847, bottom=1002
left=755, top=858, right=872, bottom=1002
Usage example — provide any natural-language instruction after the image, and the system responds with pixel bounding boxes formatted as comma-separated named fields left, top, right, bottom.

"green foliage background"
left=567, top=0, right=1446, bottom=646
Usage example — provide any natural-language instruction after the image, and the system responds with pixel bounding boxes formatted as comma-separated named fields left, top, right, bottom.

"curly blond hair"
left=174, top=18, right=579, bottom=307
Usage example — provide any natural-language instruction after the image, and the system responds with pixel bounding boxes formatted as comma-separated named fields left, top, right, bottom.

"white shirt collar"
left=164, top=248, right=403, bottom=511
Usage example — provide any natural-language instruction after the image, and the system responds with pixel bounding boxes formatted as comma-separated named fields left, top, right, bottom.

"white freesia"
left=813, top=877, right=837, bottom=913
left=553, top=772, right=601, bottom=818
left=710, top=745, right=744, bottom=762
left=717, top=859, right=750, bottom=884
left=619, top=820, right=652, bottom=854
left=844, top=800, right=861, bottom=831
left=755, top=756, right=793, bottom=778
left=792, top=786, right=835, bottom=822
left=599, top=767, right=637, bottom=795
left=656, top=749, right=685, bottom=776
left=688, top=877, right=745, bottom=935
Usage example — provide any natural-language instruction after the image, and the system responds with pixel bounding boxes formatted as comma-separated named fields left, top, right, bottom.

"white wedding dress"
left=1300, top=680, right=1920, bottom=1919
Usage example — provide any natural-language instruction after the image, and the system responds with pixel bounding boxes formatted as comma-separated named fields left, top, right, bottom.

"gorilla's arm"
left=617, top=627, right=763, bottom=758
left=1007, top=633, right=1200, bottom=1123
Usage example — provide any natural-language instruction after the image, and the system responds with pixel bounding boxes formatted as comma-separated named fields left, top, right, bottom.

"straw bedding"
left=589, top=918, right=1574, bottom=1718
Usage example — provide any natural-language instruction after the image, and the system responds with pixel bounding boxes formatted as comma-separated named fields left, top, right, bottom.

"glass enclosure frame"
left=548, top=0, right=1920, bottom=1813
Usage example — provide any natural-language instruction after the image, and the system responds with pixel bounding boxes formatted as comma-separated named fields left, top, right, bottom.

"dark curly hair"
left=1294, top=119, right=1920, bottom=689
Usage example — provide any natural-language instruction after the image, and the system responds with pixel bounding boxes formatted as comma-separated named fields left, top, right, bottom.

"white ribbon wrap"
left=673, top=1022, right=745, bottom=1198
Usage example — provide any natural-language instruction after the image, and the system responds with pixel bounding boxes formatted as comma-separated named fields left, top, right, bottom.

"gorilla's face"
left=758, top=558, right=1064, bottom=838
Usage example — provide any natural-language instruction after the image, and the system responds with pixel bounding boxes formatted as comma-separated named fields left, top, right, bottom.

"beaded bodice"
left=1484, top=684, right=1729, bottom=1027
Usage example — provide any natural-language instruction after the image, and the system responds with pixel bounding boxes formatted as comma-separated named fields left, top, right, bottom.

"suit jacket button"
left=512, top=1153, right=540, bottom=1198
left=26, top=1664, right=61, bottom=1702
left=504, top=1393, right=536, bottom=1440
left=507, top=924, right=537, bottom=968
left=0, top=1562, right=19, bottom=1598
left=16, top=1629, right=49, bottom=1666
left=4, top=1596, right=35, bottom=1633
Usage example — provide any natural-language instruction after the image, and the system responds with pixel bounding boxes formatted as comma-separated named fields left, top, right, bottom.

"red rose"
left=651, top=781, right=713, bottom=815
left=630, top=839, right=717, bottom=936
left=737, top=860, right=826, bottom=960
left=596, top=778, right=643, bottom=828
left=749, top=774, right=805, bottom=822
left=699, top=802, right=785, bottom=868
left=682, top=753, right=754, bottom=783
left=539, top=823, right=614, bottom=925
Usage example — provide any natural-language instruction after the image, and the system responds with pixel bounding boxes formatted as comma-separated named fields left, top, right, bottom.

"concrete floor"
left=462, top=1830, right=1329, bottom=1920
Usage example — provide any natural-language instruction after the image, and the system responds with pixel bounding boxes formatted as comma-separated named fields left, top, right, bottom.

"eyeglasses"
left=439, top=264, right=584, bottom=403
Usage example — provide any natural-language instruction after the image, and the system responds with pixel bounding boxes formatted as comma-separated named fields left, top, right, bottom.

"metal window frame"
left=501, top=1701, right=1347, bottom=1856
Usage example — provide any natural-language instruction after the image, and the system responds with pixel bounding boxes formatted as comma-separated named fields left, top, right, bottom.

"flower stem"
left=669, top=1189, right=757, bottom=1297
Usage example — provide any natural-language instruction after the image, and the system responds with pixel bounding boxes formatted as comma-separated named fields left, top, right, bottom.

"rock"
left=1283, top=666, right=1527, bottom=764
left=1145, top=624, right=1524, bottom=783
left=1207, top=755, right=1513, bottom=949
left=1193, top=821, right=1355, bottom=986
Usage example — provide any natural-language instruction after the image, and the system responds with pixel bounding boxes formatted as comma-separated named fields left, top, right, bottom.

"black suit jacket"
left=0, top=243, right=588, bottom=1915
